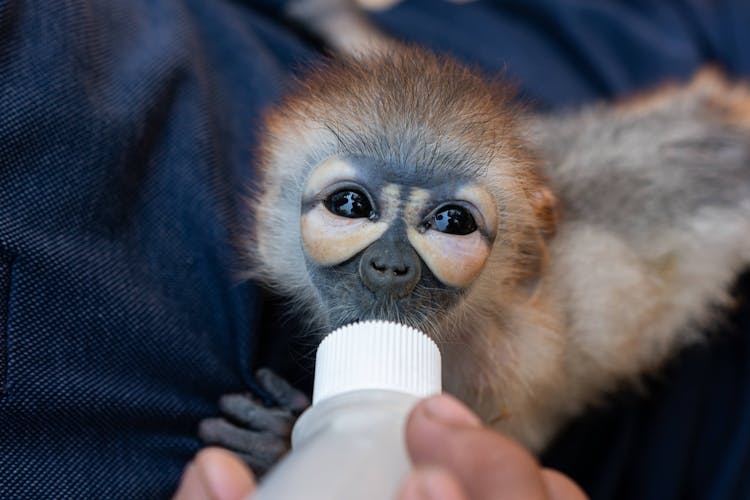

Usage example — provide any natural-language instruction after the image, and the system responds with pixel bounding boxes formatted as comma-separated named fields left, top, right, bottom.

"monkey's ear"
left=526, top=185, right=557, bottom=239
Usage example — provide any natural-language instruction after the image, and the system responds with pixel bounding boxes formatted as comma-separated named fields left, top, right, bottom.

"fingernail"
left=422, top=395, right=481, bottom=428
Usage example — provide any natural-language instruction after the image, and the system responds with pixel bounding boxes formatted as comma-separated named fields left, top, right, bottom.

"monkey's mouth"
left=324, top=284, right=456, bottom=337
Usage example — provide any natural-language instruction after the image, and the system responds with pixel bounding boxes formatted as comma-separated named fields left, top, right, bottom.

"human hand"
left=399, top=394, right=587, bottom=500
left=174, top=395, right=587, bottom=500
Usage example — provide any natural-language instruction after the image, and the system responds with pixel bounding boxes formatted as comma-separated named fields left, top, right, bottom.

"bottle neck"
left=291, top=390, right=421, bottom=448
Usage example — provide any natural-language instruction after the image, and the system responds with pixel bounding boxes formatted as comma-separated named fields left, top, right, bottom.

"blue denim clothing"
left=1, top=1, right=748, bottom=498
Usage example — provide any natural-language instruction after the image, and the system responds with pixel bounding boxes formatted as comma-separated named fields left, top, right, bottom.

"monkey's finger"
left=219, top=393, right=294, bottom=438
left=255, top=368, right=311, bottom=414
left=198, top=418, right=289, bottom=469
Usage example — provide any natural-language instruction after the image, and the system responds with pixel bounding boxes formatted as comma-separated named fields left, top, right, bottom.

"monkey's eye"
left=324, top=189, right=374, bottom=219
left=429, top=205, right=477, bottom=235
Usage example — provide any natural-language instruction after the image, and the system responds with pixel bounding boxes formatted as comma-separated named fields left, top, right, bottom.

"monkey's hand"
left=198, top=368, right=311, bottom=476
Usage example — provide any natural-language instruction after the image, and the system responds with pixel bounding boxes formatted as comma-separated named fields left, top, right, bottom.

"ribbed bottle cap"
left=312, top=321, right=442, bottom=404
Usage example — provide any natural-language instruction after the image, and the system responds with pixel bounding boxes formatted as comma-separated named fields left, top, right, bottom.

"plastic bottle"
left=252, top=320, right=442, bottom=500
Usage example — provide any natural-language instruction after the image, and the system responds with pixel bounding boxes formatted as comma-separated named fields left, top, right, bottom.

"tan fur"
left=615, top=67, right=750, bottom=123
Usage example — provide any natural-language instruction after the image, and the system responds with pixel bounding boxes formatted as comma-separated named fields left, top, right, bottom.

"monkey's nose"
left=359, top=241, right=421, bottom=299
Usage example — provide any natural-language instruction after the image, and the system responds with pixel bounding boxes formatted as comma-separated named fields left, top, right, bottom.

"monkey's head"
left=252, top=47, right=555, bottom=339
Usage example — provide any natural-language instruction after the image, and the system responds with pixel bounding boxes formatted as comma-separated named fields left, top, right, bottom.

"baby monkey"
left=200, top=47, right=750, bottom=473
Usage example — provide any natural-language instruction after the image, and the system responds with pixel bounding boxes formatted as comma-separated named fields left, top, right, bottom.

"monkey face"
left=299, top=156, right=498, bottom=330
left=252, top=49, right=554, bottom=337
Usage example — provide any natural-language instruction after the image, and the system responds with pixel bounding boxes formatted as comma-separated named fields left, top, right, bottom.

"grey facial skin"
left=302, top=156, right=484, bottom=331
left=308, top=223, right=462, bottom=331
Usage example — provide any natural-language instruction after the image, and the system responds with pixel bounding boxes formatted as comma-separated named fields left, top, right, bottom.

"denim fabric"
left=543, top=290, right=750, bottom=500
left=0, top=252, right=12, bottom=397
left=0, top=0, right=748, bottom=498
left=0, top=1, right=314, bottom=497
left=376, top=0, right=750, bottom=108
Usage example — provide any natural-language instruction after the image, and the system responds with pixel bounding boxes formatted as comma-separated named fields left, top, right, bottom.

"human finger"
left=541, top=468, right=588, bottom=500
left=405, top=394, right=555, bottom=500
left=173, top=447, right=256, bottom=500
left=399, top=466, right=469, bottom=500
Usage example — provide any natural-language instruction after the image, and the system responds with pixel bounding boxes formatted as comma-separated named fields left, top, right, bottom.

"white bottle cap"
left=312, top=321, right=442, bottom=404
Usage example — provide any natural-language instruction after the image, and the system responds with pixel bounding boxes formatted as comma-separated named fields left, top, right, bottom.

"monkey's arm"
left=198, top=369, right=310, bottom=475
left=527, top=70, right=750, bottom=404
